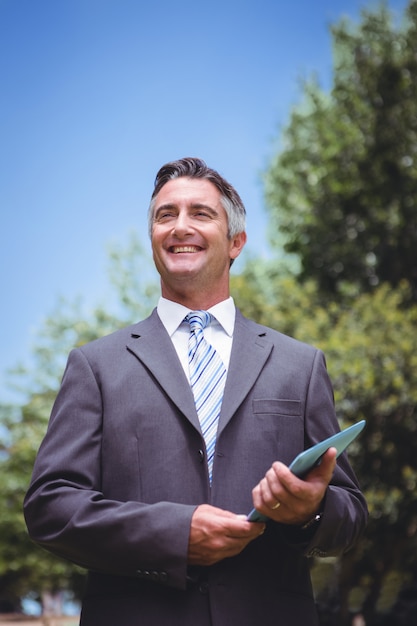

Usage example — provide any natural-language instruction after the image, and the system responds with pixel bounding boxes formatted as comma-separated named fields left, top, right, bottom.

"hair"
left=147, top=157, right=246, bottom=238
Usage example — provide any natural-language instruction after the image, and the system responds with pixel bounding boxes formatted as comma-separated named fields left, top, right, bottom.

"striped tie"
left=186, top=311, right=226, bottom=483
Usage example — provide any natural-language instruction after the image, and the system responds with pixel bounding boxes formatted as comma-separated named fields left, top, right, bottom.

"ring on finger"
left=271, top=501, right=281, bottom=510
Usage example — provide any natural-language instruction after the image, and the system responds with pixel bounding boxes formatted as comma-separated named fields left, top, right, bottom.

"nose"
left=172, top=211, right=193, bottom=238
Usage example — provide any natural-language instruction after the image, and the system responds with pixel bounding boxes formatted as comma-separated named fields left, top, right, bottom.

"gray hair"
left=148, top=157, right=246, bottom=238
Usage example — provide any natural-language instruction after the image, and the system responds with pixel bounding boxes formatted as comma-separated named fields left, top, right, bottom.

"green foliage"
left=233, top=261, right=417, bottom=623
left=260, top=5, right=417, bottom=612
left=261, top=3, right=417, bottom=617
left=0, top=397, right=86, bottom=609
left=265, top=0, right=417, bottom=301
left=0, top=236, right=157, bottom=611
left=324, top=283, right=417, bottom=621
left=106, top=232, right=159, bottom=322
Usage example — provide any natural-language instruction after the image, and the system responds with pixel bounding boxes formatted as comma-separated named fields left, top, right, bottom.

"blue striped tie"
left=186, top=311, right=226, bottom=483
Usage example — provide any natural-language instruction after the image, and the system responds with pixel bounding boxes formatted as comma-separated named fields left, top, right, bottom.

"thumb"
left=309, top=447, right=337, bottom=483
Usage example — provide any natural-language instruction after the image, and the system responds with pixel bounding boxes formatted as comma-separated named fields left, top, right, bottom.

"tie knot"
left=186, top=310, right=211, bottom=332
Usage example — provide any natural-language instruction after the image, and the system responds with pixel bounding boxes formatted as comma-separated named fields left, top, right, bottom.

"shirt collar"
left=157, top=296, right=235, bottom=337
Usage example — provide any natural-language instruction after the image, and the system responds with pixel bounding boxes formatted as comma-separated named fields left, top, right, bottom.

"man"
left=24, top=157, right=368, bottom=625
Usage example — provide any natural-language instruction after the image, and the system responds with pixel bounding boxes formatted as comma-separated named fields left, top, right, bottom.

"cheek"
left=151, top=232, right=164, bottom=255
left=150, top=240, right=166, bottom=272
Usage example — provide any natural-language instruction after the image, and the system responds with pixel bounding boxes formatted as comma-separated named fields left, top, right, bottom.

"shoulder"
left=235, top=308, right=319, bottom=357
left=73, top=309, right=159, bottom=358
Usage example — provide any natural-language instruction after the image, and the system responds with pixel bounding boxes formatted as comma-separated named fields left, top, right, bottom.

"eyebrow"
left=153, top=203, right=219, bottom=219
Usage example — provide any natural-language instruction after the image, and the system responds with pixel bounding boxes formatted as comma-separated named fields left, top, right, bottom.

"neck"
left=160, top=283, right=230, bottom=310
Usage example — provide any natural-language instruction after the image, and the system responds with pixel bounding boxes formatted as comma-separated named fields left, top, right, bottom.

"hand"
left=251, top=447, right=337, bottom=526
left=187, top=504, right=265, bottom=566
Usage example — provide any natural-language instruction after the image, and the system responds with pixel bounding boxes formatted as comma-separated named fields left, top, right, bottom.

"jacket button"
left=199, top=581, right=209, bottom=594
left=198, top=449, right=204, bottom=463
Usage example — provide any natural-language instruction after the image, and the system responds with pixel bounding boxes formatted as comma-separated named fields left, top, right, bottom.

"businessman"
left=24, top=157, right=368, bottom=625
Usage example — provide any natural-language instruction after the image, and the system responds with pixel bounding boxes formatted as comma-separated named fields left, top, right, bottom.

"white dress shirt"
left=156, top=296, right=235, bottom=382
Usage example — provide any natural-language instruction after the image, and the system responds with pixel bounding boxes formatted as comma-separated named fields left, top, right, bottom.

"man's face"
left=151, top=177, right=246, bottom=306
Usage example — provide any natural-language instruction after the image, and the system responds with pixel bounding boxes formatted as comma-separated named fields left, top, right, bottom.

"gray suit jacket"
left=24, top=309, right=368, bottom=626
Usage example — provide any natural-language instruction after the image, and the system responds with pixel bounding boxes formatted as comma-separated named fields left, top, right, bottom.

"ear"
left=229, top=231, right=247, bottom=261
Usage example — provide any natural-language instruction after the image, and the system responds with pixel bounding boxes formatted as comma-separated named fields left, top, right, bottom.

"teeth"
left=172, top=246, right=199, bottom=253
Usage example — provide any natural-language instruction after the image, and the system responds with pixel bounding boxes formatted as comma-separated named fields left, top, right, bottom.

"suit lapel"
left=126, top=309, right=273, bottom=438
left=217, top=310, right=273, bottom=437
left=126, top=310, right=201, bottom=433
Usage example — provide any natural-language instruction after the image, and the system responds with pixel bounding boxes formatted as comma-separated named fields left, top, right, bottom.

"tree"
left=264, top=0, right=417, bottom=301
left=0, top=397, right=86, bottom=614
left=231, top=269, right=417, bottom=625
left=260, top=3, right=417, bottom=621
left=0, top=235, right=157, bottom=614
left=315, top=282, right=417, bottom=625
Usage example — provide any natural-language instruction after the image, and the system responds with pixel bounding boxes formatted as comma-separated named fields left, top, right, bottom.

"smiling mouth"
left=170, top=246, right=202, bottom=253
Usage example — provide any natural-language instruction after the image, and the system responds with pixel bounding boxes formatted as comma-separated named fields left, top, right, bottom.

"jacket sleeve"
left=284, top=349, right=368, bottom=557
left=23, top=347, right=196, bottom=590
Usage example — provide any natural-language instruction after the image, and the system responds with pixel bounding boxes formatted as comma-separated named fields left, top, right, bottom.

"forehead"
left=154, top=177, right=222, bottom=207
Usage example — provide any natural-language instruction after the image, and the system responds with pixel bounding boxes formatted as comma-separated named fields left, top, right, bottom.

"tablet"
left=247, top=420, right=366, bottom=522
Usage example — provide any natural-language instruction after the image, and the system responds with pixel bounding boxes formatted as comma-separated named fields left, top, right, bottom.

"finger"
left=267, top=462, right=324, bottom=508
left=188, top=506, right=262, bottom=565
left=251, top=481, right=282, bottom=518
left=258, top=474, right=283, bottom=510
left=299, top=447, right=337, bottom=487
left=316, top=446, right=337, bottom=474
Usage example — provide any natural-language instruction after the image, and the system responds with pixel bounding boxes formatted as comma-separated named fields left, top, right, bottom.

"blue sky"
left=0, top=0, right=409, bottom=401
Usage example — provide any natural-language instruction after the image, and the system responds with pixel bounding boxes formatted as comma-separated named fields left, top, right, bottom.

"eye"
left=193, top=209, right=212, bottom=219
left=155, top=209, right=176, bottom=222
